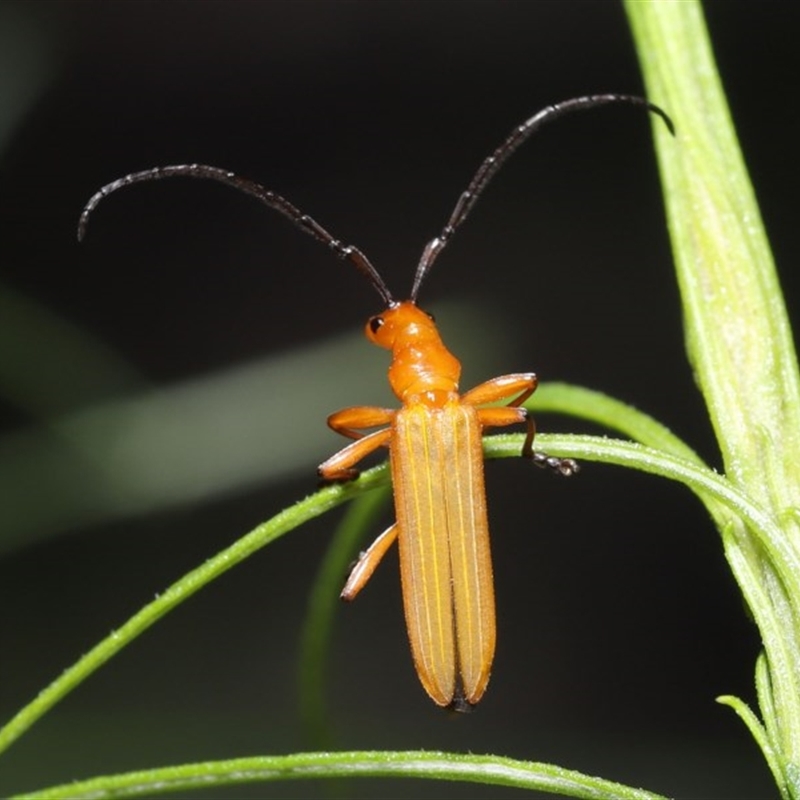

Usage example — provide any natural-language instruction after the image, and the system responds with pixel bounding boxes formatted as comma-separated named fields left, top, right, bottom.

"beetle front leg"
left=327, top=405, right=396, bottom=441
left=460, top=372, right=538, bottom=408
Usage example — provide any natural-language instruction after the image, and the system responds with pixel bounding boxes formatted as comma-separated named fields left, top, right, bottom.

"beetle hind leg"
left=340, top=523, right=399, bottom=601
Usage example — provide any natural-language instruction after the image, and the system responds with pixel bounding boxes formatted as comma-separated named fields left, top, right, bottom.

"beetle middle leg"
left=318, top=406, right=396, bottom=481
left=464, top=373, right=578, bottom=477
left=317, top=427, right=393, bottom=482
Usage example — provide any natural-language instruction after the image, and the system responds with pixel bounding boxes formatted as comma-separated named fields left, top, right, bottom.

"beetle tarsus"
left=317, top=467, right=360, bottom=484
left=531, top=451, right=579, bottom=477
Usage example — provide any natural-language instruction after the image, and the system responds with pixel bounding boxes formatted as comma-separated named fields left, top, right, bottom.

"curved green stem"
left=10, top=750, right=668, bottom=800
left=0, top=467, right=387, bottom=759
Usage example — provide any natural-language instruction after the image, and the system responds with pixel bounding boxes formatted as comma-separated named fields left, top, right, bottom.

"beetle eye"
left=426, top=311, right=436, bottom=322
left=369, top=316, right=384, bottom=334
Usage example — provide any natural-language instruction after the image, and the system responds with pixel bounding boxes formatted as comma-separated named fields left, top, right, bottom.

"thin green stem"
left=10, top=750, right=668, bottom=800
left=0, top=466, right=387, bottom=759
left=530, top=383, right=703, bottom=463
left=297, top=485, right=391, bottom=748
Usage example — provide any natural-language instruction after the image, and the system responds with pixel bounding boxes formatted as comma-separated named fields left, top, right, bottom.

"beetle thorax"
left=365, top=301, right=462, bottom=406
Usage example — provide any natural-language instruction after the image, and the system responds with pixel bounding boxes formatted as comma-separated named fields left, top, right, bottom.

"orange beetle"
left=324, top=300, right=551, bottom=708
left=80, top=94, right=673, bottom=710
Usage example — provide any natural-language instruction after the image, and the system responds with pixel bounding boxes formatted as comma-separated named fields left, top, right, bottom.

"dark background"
left=0, top=1, right=797, bottom=797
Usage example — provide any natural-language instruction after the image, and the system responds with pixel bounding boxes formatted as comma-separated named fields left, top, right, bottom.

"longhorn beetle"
left=79, top=94, right=673, bottom=711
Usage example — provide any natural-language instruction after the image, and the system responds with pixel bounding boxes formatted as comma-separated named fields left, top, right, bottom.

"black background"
left=0, top=2, right=797, bottom=797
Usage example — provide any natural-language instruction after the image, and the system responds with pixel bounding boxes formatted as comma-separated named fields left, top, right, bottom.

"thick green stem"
left=625, top=2, right=800, bottom=795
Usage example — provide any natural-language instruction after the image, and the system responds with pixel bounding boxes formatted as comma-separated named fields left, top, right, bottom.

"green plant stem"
left=9, top=750, right=668, bottom=800
left=626, top=2, right=800, bottom=795
left=0, top=467, right=387, bottom=759
left=297, top=485, right=391, bottom=748
left=530, top=383, right=703, bottom=463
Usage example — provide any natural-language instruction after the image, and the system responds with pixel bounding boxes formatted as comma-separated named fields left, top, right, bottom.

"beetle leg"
left=472, top=384, right=578, bottom=477
left=318, top=427, right=393, bottom=482
left=340, top=523, right=399, bottom=601
left=327, top=406, right=395, bottom=441
left=460, top=372, right=537, bottom=407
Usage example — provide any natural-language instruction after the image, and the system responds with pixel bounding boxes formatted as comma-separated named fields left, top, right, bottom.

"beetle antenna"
left=409, top=94, right=674, bottom=302
left=78, top=164, right=396, bottom=307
